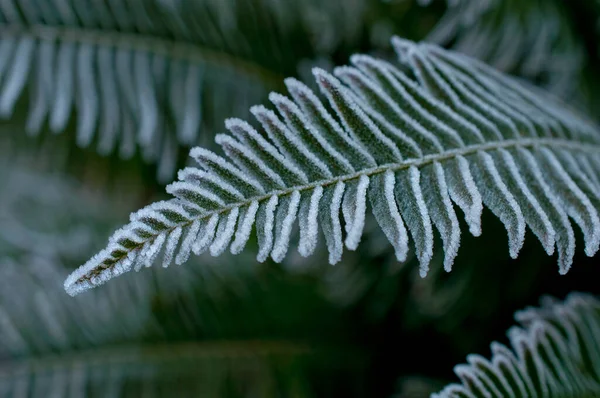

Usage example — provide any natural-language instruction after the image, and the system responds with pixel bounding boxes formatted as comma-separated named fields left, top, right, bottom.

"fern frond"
left=433, top=292, right=600, bottom=397
left=65, top=37, right=600, bottom=296
left=0, top=0, right=370, bottom=179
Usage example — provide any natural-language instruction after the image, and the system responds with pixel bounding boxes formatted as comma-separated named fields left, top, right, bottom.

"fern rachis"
left=65, top=37, right=600, bottom=296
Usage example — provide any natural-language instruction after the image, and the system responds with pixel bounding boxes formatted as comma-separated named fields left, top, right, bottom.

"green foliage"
left=1, top=1, right=599, bottom=397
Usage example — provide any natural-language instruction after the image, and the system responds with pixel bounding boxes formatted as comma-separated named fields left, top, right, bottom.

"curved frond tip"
left=433, top=292, right=600, bottom=397
left=65, top=37, right=600, bottom=296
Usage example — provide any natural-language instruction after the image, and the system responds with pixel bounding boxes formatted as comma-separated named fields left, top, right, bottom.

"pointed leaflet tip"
left=283, top=77, right=311, bottom=97
left=390, top=36, right=417, bottom=63
left=268, top=91, right=287, bottom=105
left=224, top=117, right=254, bottom=140
left=249, top=104, right=268, bottom=117
left=349, top=54, right=373, bottom=67
left=311, top=68, right=337, bottom=90
left=332, top=65, right=355, bottom=80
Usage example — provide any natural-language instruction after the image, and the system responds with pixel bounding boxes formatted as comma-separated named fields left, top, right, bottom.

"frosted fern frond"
left=433, top=292, right=600, bottom=398
left=421, top=0, right=585, bottom=98
left=0, top=0, right=367, bottom=179
left=65, top=37, right=600, bottom=296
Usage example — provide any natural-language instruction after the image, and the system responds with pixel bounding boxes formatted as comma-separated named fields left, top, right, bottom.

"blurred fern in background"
left=1, top=0, right=599, bottom=397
